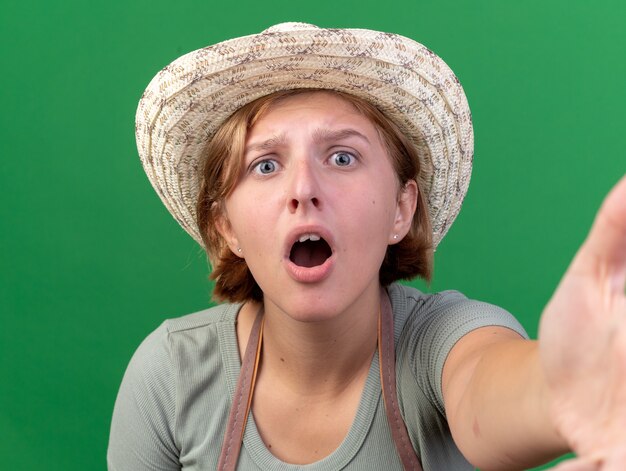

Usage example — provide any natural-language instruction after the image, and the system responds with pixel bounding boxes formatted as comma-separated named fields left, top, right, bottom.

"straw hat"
left=136, top=22, right=473, bottom=249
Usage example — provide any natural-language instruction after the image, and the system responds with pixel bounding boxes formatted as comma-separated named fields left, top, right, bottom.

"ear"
left=214, top=204, right=244, bottom=258
left=389, top=179, right=418, bottom=244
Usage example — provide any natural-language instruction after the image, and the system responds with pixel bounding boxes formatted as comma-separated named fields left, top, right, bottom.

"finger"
left=570, top=174, right=626, bottom=291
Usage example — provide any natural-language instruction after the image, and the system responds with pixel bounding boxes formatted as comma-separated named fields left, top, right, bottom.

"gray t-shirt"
left=108, top=283, right=527, bottom=470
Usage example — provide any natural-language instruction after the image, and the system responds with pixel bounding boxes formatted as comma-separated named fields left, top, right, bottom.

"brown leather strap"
left=217, top=307, right=264, bottom=471
left=379, top=289, right=423, bottom=470
left=218, top=294, right=423, bottom=470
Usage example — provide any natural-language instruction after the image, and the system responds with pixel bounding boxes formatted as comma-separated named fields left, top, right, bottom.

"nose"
left=286, top=159, right=322, bottom=214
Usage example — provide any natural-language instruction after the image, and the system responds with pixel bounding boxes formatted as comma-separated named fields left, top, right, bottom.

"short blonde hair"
left=196, top=89, right=433, bottom=302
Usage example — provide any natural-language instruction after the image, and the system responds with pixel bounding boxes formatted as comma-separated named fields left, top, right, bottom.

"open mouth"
left=289, top=233, right=333, bottom=268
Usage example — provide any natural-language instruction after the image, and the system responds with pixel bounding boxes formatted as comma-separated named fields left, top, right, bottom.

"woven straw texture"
left=136, top=22, right=474, bottom=249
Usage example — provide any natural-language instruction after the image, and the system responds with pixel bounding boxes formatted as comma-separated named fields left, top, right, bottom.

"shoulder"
left=108, top=303, right=241, bottom=469
left=123, top=302, right=242, bottom=392
left=390, top=282, right=528, bottom=411
left=126, top=303, right=239, bottom=369
left=163, top=302, right=240, bottom=334
left=115, top=302, right=239, bottom=396
left=388, top=282, right=527, bottom=343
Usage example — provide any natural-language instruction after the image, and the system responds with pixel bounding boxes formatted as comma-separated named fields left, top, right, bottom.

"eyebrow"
left=311, top=128, right=371, bottom=146
left=245, top=133, right=288, bottom=155
left=245, top=128, right=371, bottom=155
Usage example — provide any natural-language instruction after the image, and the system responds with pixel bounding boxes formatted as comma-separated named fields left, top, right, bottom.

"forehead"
left=248, top=91, right=380, bottom=138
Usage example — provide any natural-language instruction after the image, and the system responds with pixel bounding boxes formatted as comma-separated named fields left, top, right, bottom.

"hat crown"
left=262, top=22, right=319, bottom=33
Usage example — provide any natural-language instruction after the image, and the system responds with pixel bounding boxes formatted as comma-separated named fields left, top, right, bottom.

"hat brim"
left=136, top=24, right=473, bottom=249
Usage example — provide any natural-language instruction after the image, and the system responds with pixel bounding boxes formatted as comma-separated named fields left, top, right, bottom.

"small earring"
left=237, top=247, right=242, bottom=253
left=393, top=234, right=399, bottom=240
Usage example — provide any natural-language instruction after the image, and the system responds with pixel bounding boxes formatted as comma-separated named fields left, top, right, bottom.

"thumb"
left=570, top=174, right=626, bottom=291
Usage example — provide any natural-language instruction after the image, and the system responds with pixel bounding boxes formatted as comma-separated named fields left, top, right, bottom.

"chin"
left=264, top=282, right=371, bottom=324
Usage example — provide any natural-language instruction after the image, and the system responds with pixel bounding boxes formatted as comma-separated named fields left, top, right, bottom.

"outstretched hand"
left=538, top=174, right=626, bottom=470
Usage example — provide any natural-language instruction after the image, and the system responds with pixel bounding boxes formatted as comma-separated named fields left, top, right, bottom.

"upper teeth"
left=298, top=233, right=321, bottom=243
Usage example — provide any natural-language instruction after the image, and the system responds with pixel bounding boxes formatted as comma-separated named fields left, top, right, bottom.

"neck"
left=240, top=284, right=381, bottom=397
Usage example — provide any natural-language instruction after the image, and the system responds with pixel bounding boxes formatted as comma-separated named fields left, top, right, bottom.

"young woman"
left=108, top=23, right=626, bottom=470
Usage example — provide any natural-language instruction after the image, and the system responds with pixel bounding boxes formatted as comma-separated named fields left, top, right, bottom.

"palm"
left=539, top=174, right=626, bottom=468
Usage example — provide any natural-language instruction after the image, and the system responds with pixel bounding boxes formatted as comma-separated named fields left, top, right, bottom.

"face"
left=218, top=92, right=416, bottom=321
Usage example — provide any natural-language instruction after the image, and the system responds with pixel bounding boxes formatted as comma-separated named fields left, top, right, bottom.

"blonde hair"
left=196, top=89, right=433, bottom=302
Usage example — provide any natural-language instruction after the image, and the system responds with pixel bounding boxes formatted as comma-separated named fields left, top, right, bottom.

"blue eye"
left=253, top=159, right=278, bottom=175
left=332, top=152, right=355, bottom=167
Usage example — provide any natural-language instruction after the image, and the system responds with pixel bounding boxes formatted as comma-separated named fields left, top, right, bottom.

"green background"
left=1, top=0, right=624, bottom=469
